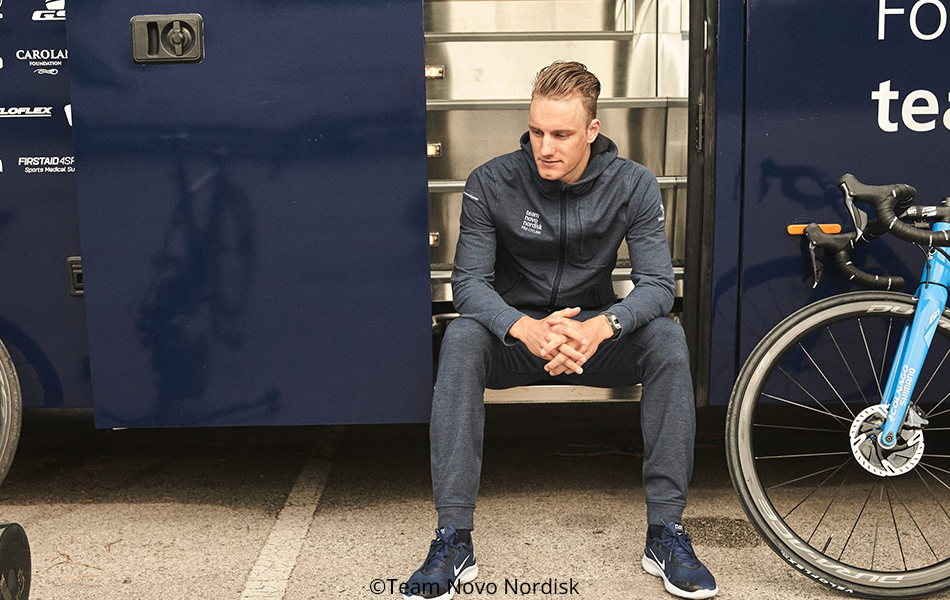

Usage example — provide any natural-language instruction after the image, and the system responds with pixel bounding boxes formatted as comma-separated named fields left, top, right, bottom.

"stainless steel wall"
left=425, top=0, right=689, bottom=295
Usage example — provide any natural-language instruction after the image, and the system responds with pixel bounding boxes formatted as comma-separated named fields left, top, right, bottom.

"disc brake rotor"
left=849, top=404, right=925, bottom=477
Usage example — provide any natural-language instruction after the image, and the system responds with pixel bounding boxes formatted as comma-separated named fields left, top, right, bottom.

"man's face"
left=528, top=94, right=600, bottom=184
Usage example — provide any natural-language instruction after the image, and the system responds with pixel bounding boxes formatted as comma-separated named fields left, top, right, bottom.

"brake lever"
left=806, top=240, right=824, bottom=288
left=841, top=182, right=871, bottom=240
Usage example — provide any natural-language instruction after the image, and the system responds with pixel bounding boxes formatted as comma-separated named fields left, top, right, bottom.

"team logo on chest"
left=521, top=210, right=542, bottom=235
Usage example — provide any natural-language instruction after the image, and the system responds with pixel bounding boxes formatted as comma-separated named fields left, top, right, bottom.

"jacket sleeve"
left=607, top=170, right=676, bottom=335
left=450, top=167, right=527, bottom=344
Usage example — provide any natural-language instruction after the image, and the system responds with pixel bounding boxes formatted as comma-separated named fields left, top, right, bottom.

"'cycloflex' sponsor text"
left=0, top=107, right=52, bottom=118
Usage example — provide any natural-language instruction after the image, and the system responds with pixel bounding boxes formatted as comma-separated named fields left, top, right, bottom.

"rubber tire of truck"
left=0, top=339, right=21, bottom=489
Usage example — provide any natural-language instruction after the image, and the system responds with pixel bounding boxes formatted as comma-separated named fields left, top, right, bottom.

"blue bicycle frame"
left=878, top=221, right=950, bottom=448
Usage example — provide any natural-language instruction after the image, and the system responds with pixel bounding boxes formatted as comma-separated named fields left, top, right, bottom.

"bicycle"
left=727, top=174, right=950, bottom=598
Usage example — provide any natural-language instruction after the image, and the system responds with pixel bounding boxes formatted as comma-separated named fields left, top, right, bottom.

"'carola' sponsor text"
left=16, top=49, right=67, bottom=72
left=16, top=49, right=67, bottom=61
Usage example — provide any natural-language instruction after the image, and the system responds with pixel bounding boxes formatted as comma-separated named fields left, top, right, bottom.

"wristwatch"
left=603, top=312, right=622, bottom=340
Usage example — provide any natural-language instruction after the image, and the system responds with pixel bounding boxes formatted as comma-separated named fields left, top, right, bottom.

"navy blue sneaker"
left=403, top=526, right=478, bottom=600
left=642, top=523, right=718, bottom=599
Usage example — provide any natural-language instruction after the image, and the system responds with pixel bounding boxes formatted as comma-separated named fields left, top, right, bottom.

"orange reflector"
left=787, top=224, right=842, bottom=235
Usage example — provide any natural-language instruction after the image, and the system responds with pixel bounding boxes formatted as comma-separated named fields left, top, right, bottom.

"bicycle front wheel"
left=728, top=291, right=950, bottom=598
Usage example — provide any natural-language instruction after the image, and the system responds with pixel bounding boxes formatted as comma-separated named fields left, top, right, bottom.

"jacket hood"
left=519, top=132, right=619, bottom=196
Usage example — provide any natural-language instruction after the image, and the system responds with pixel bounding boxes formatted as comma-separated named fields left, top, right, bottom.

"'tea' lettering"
left=872, top=80, right=950, bottom=132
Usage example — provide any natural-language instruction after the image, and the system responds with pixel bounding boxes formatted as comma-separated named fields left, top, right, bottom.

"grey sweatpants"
left=430, top=310, right=696, bottom=531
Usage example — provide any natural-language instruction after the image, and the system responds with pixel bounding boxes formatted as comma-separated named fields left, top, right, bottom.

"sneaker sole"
left=641, top=554, right=718, bottom=600
left=402, top=564, right=479, bottom=600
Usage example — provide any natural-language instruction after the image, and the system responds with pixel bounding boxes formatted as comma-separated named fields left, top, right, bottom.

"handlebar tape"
left=838, top=174, right=950, bottom=247
left=805, top=223, right=905, bottom=290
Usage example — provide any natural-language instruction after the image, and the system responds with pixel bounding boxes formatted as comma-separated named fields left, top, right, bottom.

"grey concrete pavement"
left=1, top=405, right=949, bottom=600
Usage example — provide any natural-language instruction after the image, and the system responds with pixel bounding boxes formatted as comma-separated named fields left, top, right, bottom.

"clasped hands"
left=508, top=307, right=614, bottom=376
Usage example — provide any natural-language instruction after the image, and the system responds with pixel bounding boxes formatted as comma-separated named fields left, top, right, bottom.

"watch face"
left=606, top=313, right=621, bottom=335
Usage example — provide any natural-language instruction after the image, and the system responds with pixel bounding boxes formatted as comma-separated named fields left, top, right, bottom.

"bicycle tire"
left=728, top=291, right=950, bottom=598
left=0, top=339, right=21, bottom=488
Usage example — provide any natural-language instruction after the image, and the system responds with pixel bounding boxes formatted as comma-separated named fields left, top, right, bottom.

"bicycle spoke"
left=774, top=460, right=851, bottom=520
left=889, top=480, right=939, bottom=561
left=837, top=476, right=877, bottom=562
left=808, top=464, right=853, bottom=544
left=828, top=328, right=870, bottom=407
left=769, top=459, right=849, bottom=493
left=872, top=481, right=884, bottom=571
left=756, top=451, right=850, bottom=460
left=915, top=346, right=950, bottom=405
left=920, top=462, right=950, bottom=485
left=858, top=318, right=886, bottom=403
left=915, top=467, right=950, bottom=523
left=922, top=454, right=950, bottom=460
left=754, top=423, right=841, bottom=433
left=761, top=392, right=851, bottom=425
left=799, top=343, right=855, bottom=418
left=926, top=390, right=950, bottom=419
left=887, top=485, right=908, bottom=572
left=773, top=370, right=851, bottom=425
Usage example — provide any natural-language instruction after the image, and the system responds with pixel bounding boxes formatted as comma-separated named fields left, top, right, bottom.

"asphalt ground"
left=2, top=404, right=950, bottom=600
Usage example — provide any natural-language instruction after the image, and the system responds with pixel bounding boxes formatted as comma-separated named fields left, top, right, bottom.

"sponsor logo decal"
left=893, top=364, right=916, bottom=407
left=453, top=556, right=469, bottom=577
left=33, top=0, right=65, bottom=21
left=17, top=49, right=67, bottom=72
left=17, top=156, right=75, bottom=174
left=16, top=49, right=68, bottom=61
left=0, top=107, right=52, bottom=118
left=521, top=210, right=542, bottom=235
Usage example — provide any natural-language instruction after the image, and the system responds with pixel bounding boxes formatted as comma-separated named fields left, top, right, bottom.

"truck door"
left=66, top=0, right=433, bottom=427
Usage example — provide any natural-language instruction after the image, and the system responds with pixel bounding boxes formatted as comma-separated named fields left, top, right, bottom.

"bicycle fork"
left=877, top=221, right=950, bottom=449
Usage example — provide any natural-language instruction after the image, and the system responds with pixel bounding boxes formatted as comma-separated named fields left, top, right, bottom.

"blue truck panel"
left=711, top=0, right=950, bottom=404
left=0, top=0, right=92, bottom=409
left=64, top=0, right=433, bottom=427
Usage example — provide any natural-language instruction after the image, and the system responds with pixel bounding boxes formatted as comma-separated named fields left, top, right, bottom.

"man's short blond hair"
left=531, top=61, right=601, bottom=123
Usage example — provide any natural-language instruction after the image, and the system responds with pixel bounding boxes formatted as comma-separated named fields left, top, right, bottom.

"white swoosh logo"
left=652, top=550, right=665, bottom=570
left=453, top=556, right=469, bottom=577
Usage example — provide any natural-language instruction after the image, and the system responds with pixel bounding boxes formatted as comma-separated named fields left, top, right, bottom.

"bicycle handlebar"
left=837, top=173, right=950, bottom=247
left=804, top=223, right=905, bottom=290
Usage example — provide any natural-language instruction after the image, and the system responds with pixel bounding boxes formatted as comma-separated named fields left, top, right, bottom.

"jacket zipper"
left=548, top=183, right=567, bottom=308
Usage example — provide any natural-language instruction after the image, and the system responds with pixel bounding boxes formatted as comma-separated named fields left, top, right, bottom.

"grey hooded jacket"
left=451, top=132, right=675, bottom=343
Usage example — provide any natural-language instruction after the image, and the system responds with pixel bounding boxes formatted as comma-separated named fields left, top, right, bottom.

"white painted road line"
left=241, top=428, right=344, bottom=600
